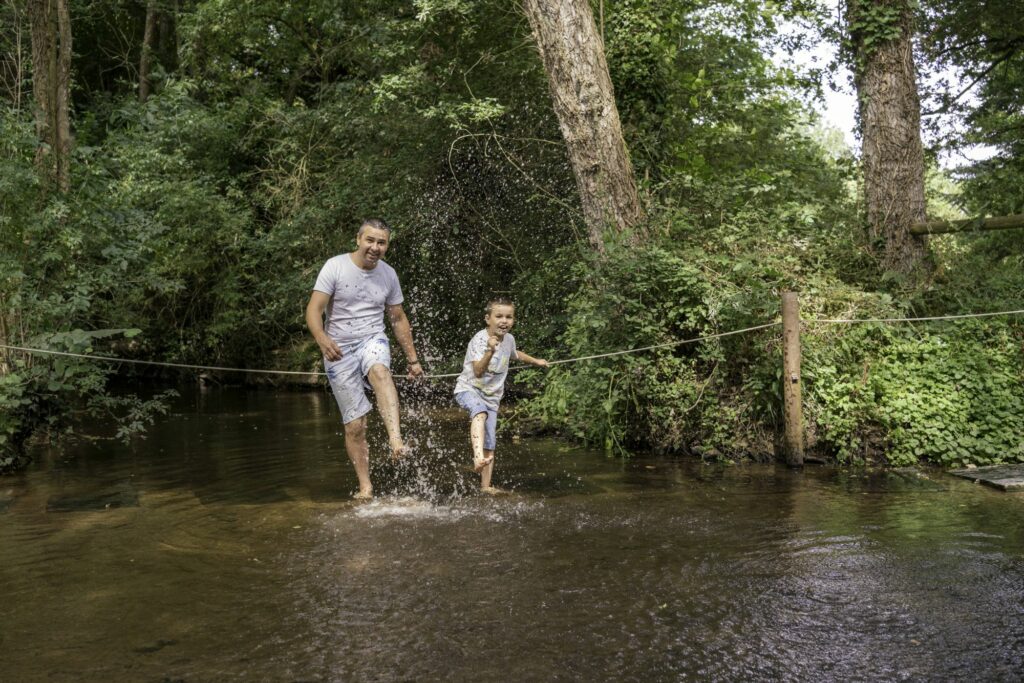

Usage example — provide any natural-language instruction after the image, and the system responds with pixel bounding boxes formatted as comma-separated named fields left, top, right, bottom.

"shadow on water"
left=2, top=386, right=1023, bottom=681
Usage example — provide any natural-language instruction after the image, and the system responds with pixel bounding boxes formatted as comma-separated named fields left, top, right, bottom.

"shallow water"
left=2, top=387, right=1023, bottom=681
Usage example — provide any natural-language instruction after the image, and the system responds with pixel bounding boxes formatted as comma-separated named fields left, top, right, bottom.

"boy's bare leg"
left=480, top=449, right=502, bottom=492
left=344, top=416, right=372, bottom=499
left=471, top=413, right=493, bottom=471
left=367, top=364, right=410, bottom=459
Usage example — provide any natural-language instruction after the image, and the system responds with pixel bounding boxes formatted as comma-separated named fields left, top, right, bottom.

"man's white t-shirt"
left=453, top=330, right=518, bottom=410
left=313, top=254, right=404, bottom=345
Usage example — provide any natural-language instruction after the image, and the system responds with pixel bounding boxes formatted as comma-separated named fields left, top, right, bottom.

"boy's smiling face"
left=486, top=304, right=515, bottom=339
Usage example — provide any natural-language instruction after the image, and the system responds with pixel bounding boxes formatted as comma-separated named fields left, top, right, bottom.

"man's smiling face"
left=355, top=226, right=390, bottom=268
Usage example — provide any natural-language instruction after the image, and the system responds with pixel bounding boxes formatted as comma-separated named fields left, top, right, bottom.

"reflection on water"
left=2, top=387, right=1023, bottom=681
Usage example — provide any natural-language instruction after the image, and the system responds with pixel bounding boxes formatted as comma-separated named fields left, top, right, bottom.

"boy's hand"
left=535, top=359, right=549, bottom=368
left=487, top=335, right=500, bottom=352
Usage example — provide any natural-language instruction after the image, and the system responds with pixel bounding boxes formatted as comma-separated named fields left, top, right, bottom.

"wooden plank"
left=911, top=214, right=1024, bottom=235
left=949, top=464, right=1024, bottom=491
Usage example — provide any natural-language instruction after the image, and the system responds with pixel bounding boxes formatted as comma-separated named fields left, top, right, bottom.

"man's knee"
left=344, top=417, right=367, bottom=440
left=367, top=364, right=391, bottom=384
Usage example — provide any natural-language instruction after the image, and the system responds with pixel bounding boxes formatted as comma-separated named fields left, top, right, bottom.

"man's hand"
left=407, top=360, right=425, bottom=380
left=317, top=335, right=342, bottom=362
left=306, top=292, right=342, bottom=361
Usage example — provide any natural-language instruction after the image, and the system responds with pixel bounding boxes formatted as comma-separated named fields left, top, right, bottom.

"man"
left=305, top=218, right=424, bottom=499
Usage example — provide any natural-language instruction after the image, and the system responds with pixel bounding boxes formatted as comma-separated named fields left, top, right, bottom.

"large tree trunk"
left=847, top=0, right=928, bottom=274
left=28, top=0, right=72, bottom=192
left=139, top=0, right=158, bottom=102
left=522, top=0, right=644, bottom=250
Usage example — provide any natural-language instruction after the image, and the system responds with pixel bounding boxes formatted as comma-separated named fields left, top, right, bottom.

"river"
left=2, top=387, right=1023, bottom=681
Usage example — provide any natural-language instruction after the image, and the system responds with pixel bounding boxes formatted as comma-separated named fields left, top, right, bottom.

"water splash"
left=351, top=496, right=473, bottom=521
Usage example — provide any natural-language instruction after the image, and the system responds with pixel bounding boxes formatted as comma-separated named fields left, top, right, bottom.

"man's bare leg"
left=367, top=364, right=409, bottom=459
left=344, top=416, right=372, bottom=498
left=470, top=413, right=493, bottom=472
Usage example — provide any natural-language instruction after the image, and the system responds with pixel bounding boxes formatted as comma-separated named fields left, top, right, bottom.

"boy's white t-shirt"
left=313, top=254, right=404, bottom=345
left=453, top=330, right=518, bottom=410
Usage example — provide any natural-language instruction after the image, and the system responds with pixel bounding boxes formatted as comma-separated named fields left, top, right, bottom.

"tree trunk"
left=28, top=0, right=54, bottom=161
left=2, top=0, right=29, bottom=110
left=847, top=0, right=927, bottom=273
left=28, top=0, right=71, bottom=191
left=54, top=0, right=70, bottom=191
left=157, top=1, right=179, bottom=74
left=521, top=0, right=644, bottom=250
left=139, top=0, right=158, bottom=102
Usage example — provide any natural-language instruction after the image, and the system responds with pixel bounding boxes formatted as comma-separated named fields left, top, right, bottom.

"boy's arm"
left=472, top=338, right=497, bottom=378
left=515, top=350, right=549, bottom=368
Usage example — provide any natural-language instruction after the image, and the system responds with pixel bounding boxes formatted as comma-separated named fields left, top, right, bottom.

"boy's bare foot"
left=390, top=439, right=411, bottom=460
left=480, top=485, right=507, bottom=495
left=473, top=455, right=493, bottom=472
left=353, top=489, right=373, bottom=500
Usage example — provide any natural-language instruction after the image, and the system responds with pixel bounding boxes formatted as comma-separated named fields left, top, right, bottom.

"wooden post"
left=782, top=291, right=803, bottom=467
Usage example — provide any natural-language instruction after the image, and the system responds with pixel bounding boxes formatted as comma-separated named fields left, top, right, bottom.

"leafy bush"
left=806, top=322, right=1024, bottom=466
left=522, top=230, right=1024, bottom=468
left=0, top=330, right=177, bottom=473
left=1, top=107, right=179, bottom=473
left=522, top=239, right=778, bottom=456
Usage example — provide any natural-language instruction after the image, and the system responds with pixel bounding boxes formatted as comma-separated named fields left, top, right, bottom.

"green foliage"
left=871, top=330, right=1024, bottom=466
left=0, top=105, right=182, bottom=472
left=3, top=0, right=1023, bottom=473
left=919, top=0, right=1024, bottom=215
left=0, top=329, right=177, bottom=473
left=523, top=241, right=713, bottom=454
left=847, top=0, right=914, bottom=57
left=602, top=0, right=827, bottom=188
left=806, top=323, right=1024, bottom=466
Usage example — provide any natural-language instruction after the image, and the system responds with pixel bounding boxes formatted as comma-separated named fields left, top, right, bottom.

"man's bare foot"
left=480, top=485, right=506, bottom=495
left=390, top=440, right=411, bottom=460
left=473, top=455, right=493, bottom=472
left=353, top=489, right=373, bottom=500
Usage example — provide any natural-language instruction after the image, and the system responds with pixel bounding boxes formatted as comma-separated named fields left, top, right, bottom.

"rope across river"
left=2, top=308, right=1023, bottom=380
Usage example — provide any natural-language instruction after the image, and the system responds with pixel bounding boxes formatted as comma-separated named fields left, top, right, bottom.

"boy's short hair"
left=485, top=296, right=515, bottom=315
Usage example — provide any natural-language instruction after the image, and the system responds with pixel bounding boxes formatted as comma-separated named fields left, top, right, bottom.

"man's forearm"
left=391, top=315, right=418, bottom=361
left=305, top=301, right=326, bottom=340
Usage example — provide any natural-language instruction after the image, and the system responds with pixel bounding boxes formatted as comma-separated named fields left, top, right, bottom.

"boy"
left=453, top=297, right=548, bottom=493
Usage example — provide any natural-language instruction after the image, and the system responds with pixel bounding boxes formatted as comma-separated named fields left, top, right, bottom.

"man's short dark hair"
left=358, top=218, right=392, bottom=236
left=485, top=296, right=515, bottom=314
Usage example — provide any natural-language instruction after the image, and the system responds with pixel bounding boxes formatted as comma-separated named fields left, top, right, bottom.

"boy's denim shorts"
left=324, top=332, right=392, bottom=424
left=455, top=391, right=498, bottom=451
